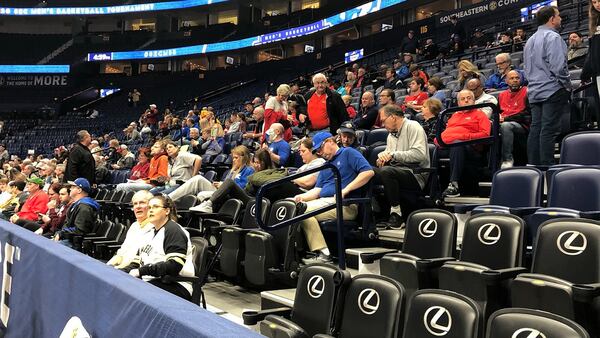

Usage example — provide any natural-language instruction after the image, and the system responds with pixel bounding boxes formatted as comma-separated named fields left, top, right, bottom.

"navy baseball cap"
left=338, top=121, right=356, bottom=135
left=68, top=178, right=91, bottom=194
left=312, top=131, right=333, bottom=152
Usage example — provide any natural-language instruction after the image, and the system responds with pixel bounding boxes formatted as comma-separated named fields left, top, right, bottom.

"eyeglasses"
left=148, top=205, right=167, bottom=210
left=496, top=60, right=508, bottom=65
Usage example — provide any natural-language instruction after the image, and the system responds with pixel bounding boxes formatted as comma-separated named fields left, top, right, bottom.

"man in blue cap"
left=294, top=131, right=374, bottom=263
left=54, top=178, right=100, bottom=246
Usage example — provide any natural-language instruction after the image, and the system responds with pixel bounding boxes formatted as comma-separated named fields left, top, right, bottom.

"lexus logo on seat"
left=557, top=231, right=587, bottom=256
left=307, top=275, right=325, bottom=299
left=478, top=223, right=501, bottom=245
left=423, top=306, right=452, bottom=336
left=512, top=328, right=547, bottom=338
left=418, top=218, right=438, bottom=238
left=357, top=289, right=380, bottom=315
left=276, top=207, right=287, bottom=221
left=250, top=205, right=256, bottom=217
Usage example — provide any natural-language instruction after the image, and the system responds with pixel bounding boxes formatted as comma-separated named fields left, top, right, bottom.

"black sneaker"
left=443, top=183, right=460, bottom=198
left=386, top=213, right=405, bottom=229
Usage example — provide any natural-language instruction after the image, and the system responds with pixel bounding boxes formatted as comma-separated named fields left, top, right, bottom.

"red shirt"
left=499, top=86, right=528, bottom=119
left=439, top=109, right=491, bottom=144
left=307, top=92, right=330, bottom=130
left=346, top=106, right=357, bottom=119
left=130, top=161, right=150, bottom=180
left=17, top=189, right=49, bottom=221
left=263, top=97, right=292, bottom=142
left=402, top=91, right=429, bottom=112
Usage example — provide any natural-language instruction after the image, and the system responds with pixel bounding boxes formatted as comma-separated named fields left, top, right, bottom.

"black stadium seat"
left=486, top=308, right=590, bottom=338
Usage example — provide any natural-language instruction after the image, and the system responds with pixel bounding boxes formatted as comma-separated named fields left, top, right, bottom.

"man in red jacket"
left=438, top=89, right=491, bottom=197
left=499, top=70, right=530, bottom=168
left=10, top=176, right=49, bottom=223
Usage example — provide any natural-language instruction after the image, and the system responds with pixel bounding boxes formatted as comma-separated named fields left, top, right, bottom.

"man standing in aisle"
left=523, top=6, right=571, bottom=165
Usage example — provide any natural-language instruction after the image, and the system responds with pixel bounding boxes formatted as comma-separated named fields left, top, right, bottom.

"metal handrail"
left=435, top=102, right=501, bottom=173
left=254, top=162, right=349, bottom=269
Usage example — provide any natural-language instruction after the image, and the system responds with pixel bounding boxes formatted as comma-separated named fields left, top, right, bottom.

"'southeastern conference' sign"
left=436, top=0, right=535, bottom=25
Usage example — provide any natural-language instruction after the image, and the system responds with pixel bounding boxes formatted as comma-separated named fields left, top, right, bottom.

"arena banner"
left=0, top=0, right=228, bottom=16
left=0, top=74, right=68, bottom=87
left=87, top=0, right=408, bottom=61
left=435, top=0, right=541, bottom=26
left=0, top=221, right=261, bottom=338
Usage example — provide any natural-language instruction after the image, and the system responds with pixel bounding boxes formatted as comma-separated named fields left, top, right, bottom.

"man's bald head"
left=361, top=91, right=375, bottom=107
left=466, top=78, right=483, bottom=98
left=271, top=123, right=284, bottom=134
left=507, top=70, right=523, bottom=89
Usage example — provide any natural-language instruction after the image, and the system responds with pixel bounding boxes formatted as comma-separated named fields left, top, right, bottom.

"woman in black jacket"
left=582, top=0, right=600, bottom=95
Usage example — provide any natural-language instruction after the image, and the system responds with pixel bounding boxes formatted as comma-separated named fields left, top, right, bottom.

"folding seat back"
left=365, top=128, right=388, bottom=146
left=367, top=145, right=386, bottom=166
left=220, top=199, right=270, bottom=278
left=511, top=219, right=600, bottom=325
left=458, top=213, right=524, bottom=270
left=530, top=219, right=600, bottom=284
left=335, top=275, right=405, bottom=338
left=403, top=289, right=480, bottom=338
left=355, top=129, right=368, bottom=146
left=402, top=209, right=457, bottom=259
left=203, top=170, right=217, bottom=182
left=245, top=199, right=298, bottom=286
left=560, top=131, right=600, bottom=165
left=486, top=308, right=590, bottom=338
left=488, top=167, right=543, bottom=208
left=547, top=167, right=600, bottom=211
left=175, top=195, right=197, bottom=211
left=259, top=264, right=351, bottom=338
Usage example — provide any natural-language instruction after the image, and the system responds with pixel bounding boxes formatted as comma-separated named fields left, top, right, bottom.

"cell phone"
left=210, top=127, right=217, bottom=137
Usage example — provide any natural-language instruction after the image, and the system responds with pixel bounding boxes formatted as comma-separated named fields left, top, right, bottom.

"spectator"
left=123, top=125, right=141, bottom=144
left=227, top=113, right=246, bottom=134
left=383, top=67, right=403, bottom=90
left=438, top=90, right=491, bottom=197
left=169, top=145, right=254, bottom=202
left=466, top=78, right=499, bottom=118
left=289, top=83, right=307, bottom=111
left=107, top=190, right=154, bottom=269
left=54, top=164, right=65, bottom=183
left=303, top=73, right=349, bottom=136
left=420, top=98, right=442, bottom=143
left=122, top=195, right=195, bottom=301
left=64, top=130, right=95, bottom=185
left=116, top=140, right=169, bottom=192
left=0, top=144, right=8, bottom=163
left=420, top=38, right=439, bottom=61
left=265, top=123, right=291, bottom=167
left=20, top=183, right=62, bottom=233
left=142, top=104, right=161, bottom=129
left=199, top=127, right=225, bottom=157
left=375, top=104, right=429, bottom=228
left=264, top=84, right=292, bottom=142
left=409, top=64, right=429, bottom=86
left=581, top=0, right=600, bottom=91
left=494, top=31, right=513, bottom=49
left=335, top=79, right=347, bottom=96
left=457, top=60, right=484, bottom=89
left=54, top=178, right=99, bottom=245
left=344, top=71, right=357, bottom=94
left=524, top=5, right=571, bottom=165
left=427, top=77, right=447, bottom=102
left=294, top=131, right=374, bottom=263
left=185, top=109, right=199, bottom=125
left=129, top=148, right=151, bottom=181
left=193, top=148, right=287, bottom=213
left=499, top=70, right=531, bottom=168
left=400, top=30, right=419, bottom=58
left=292, top=138, right=326, bottom=191
left=337, top=121, right=359, bottom=148
left=244, top=101, right=255, bottom=116
left=242, top=106, right=265, bottom=145
left=396, top=53, right=414, bottom=81
left=378, top=89, right=397, bottom=108
left=0, top=180, right=26, bottom=220
left=40, top=163, right=55, bottom=192
left=485, top=53, right=527, bottom=90
left=402, top=77, right=428, bottom=116
left=10, top=177, right=49, bottom=223
left=341, top=95, right=357, bottom=119
left=513, top=28, right=527, bottom=45
left=0, top=178, right=10, bottom=206
left=153, top=141, right=201, bottom=195
left=353, top=91, right=379, bottom=129
left=131, top=89, right=141, bottom=107
left=470, top=28, right=490, bottom=49
left=111, top=145, right=135, bottom=170
left=449, top=15, right=466, bottom=42
left=354, top=68, right=370, bottom=90
left=567, top=32, right=588, bottom=61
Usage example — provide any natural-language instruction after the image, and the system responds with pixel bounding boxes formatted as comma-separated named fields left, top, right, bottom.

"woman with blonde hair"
left=457, top=60, right=484, bottom=89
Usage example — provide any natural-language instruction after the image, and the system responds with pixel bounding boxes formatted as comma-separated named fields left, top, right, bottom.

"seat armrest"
left=192, top=212, right=234, bottom=223
left=242, top=307, right=292, bottom=326
left=313, top=335, right=335, bottom=338
left=416, top=257, right=456, bottom=270
left=453, top=204, right=483, bottom=213
left=573, top=283, right=600, bottom=301
left=360, top=249, right=398, bottom=264
left=162, top=275, right=200, bottom=284
left=481, top=267, right=528, bottom=281
left=580, top=211, right=600, bottom=220
left=509, top=207, right=540, bottom=217
left=203, top=219, right=229, bottom=228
